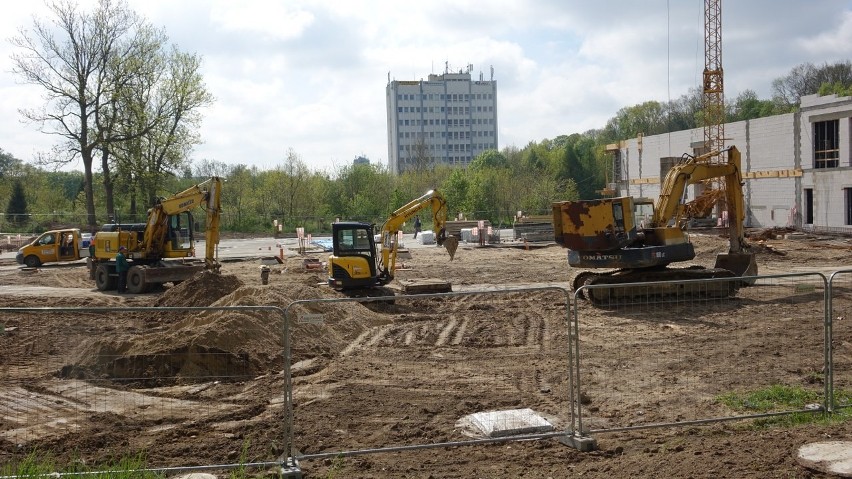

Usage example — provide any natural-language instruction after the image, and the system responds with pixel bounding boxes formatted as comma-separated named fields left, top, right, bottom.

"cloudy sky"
left=1, top=0, right=851, bottom=174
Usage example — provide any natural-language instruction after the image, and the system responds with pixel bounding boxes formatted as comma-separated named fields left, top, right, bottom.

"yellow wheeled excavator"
left=92, top=177, right=222, bottom=293
left=328, top=189, right=459, bottom=291
left=552, top=146, right=757, bottom=305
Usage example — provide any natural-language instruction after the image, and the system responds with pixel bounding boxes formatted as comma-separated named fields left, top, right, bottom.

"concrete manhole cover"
left=798, top=441, right=852, bottom=477
left=456, top=408, right=553, bottom=438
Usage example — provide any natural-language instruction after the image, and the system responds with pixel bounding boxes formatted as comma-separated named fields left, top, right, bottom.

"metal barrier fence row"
left=0, top=305, right=288, bottom=473
left=4, top=271, right=852, bottom=477
left=573, top=272, right=830, bottom=435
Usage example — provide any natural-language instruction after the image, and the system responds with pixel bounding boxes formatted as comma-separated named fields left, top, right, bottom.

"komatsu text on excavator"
left=92, top=177, right=222, bottom=293
left=328, top=189, right=459, bottom=291
left=552, top=146, right=757, bottom=305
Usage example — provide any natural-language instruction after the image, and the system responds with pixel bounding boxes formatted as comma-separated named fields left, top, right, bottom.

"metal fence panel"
left=829, top=270, right=852, bottom=410
left=0, top=305, right=287, bottom=470
left=283, top=287, right=575, bottom=462
left=574, top=273, right=828, bottom=433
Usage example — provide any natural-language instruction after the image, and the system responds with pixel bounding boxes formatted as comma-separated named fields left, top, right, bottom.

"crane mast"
left=703, top=0, right=724, bottom=158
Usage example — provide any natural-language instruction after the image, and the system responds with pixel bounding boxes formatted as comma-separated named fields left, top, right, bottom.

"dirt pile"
left=154, top=270, right=244, bottom=307
left=64, top=273, right=389, bottom=385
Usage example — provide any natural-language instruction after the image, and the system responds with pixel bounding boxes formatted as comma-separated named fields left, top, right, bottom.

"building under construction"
left=611, top=93, right=852, bottom=233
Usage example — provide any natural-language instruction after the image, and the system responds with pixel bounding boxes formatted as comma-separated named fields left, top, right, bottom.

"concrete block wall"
left=613, top=95, right=852, bottom=231
left=742, top=114, right=798, bottom=227
left=803, top=170, right=852, bottom=228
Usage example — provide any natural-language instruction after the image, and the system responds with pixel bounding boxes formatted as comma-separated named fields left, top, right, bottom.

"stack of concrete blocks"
left=418, top=230, right=436, bottom=245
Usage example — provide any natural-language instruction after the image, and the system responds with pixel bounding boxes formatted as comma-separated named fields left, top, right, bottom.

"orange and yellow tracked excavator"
left=552, top=146, right=757, bottom=305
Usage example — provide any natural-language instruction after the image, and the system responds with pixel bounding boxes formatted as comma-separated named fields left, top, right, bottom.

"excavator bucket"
left=443, top=236, right=459, bottom=261
left=714, top=252, right=758, bottom=282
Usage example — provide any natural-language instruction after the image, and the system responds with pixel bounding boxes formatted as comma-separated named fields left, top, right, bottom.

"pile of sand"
left=154, top=270, right=245, bottom=307
left=65, top=272, right=390, bottom=384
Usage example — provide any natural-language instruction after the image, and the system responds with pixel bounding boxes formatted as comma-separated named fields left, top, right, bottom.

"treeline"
left=3, top=50, right=851, bottom=235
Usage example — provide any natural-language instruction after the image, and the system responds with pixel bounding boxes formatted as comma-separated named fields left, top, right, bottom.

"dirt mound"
left=154, top=271, right=244, bottom=307
left=63, top=280, right=389, bottom=385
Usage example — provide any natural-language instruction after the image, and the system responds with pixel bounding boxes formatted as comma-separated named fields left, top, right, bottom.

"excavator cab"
left=328, top=222, right=382, bottom=290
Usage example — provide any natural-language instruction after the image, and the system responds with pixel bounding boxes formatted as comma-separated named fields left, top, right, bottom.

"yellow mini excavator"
left=552, top=146, right=757, bottom=305
left=328, top=189, right=459, bottom=291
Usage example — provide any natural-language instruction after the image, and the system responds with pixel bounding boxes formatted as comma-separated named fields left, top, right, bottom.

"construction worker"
left=413, top=216, right=421, bottom=239
left=115, top=246, right=129, bottom=293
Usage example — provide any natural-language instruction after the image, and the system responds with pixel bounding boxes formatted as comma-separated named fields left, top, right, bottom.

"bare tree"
left=403, top=134, right=434, bottom=172
left=280, top=148, right=310, bottom=219
left=772, top=61, right=852, bottom=109
left=10, top=0, right=167, bottom=228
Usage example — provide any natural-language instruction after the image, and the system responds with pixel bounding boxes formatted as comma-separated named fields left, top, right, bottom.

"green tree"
left=440, top=169, right=470, bottom=220
left=728, top=89, right=783, bottom=122
left=280, top=148, right=311, bottom=219
left=602, top=101, right=668, bottom=141
left=772, top=61, right=852, bottom=109
left=0, top=149, right=21, bottom=179
left=325, top=163, right=392, bottom=222
left=818, top=82, right=852, bottom=97
left=5, top=180, right=28, bottom=227
left=110, top=48, right=213, bottom=215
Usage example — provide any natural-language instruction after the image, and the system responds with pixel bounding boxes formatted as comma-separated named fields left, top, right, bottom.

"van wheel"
left=24, top=255, right=41, bottom=268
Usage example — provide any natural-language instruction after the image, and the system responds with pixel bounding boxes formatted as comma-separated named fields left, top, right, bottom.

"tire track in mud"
left=0, top=379, right=225, bottom=445
left=436, top=316, right=459, bottom=346
left=339, top=296, right=564, bottom=353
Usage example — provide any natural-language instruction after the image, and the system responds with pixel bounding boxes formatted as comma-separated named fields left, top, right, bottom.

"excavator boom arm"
left=653, top=146, right=746, bottom=252
left=377, top=189, right=454, bottom=280
left=141, top=177, right=223, bottom=268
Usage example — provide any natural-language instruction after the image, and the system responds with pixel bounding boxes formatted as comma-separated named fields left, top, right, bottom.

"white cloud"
left=209, top=1, right=314, bottom=41
left=1, top=0, right=850, bottom=174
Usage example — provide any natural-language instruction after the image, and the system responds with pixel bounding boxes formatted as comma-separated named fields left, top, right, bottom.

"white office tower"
left=386, top=67, right=498, bottom=174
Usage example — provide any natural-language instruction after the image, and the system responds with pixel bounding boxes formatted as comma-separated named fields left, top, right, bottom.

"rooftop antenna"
left=445, top=60, right=449, bottom=74
left=490, top=65, right=494, bottom=81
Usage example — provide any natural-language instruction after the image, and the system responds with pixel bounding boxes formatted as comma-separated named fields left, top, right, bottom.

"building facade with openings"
left=386, top=71, right=498, bottom=175
left=611, top=93, right=852, bottom=232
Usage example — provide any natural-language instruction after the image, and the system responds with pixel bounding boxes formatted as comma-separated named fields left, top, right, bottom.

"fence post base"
left=559, top=433, right=598, bottom=452
left=280, top=457, right=303, bottom=478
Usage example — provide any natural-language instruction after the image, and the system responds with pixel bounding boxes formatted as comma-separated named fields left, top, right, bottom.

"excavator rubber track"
left=576, top=266, right=740, bottom=306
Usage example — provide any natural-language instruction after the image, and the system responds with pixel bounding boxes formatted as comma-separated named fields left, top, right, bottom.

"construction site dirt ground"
left=3, top=232, right=852, bottom=478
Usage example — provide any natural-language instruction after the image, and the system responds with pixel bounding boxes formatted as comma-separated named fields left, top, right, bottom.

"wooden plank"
left=399, top=279, right=452, bottom=294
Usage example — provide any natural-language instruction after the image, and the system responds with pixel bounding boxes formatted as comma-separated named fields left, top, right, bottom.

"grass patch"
left=717, top=384, right=820, bottom=411
left=0, top=452, right=166, bottom=479
left=716, top=384, right=852, bottom=428
left=1, top=447, right=272, bottom=479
